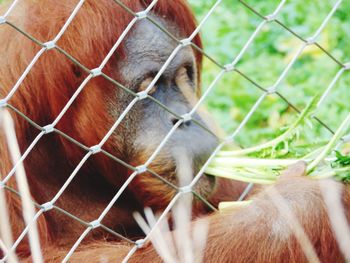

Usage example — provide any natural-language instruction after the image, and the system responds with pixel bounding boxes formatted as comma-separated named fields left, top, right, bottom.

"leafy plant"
left=205, top=94, right=350, bottom=190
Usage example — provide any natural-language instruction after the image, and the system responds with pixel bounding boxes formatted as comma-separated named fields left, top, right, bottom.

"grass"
left=189, top=0, right=350, bottom=148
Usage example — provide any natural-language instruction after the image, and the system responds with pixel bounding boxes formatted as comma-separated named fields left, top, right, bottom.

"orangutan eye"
left=175, top=66, right=195, bottom=85
left=185, top=65, right=194, bottom=82
left=175, top=66, right=195, bottom=92
left=138, top=77, right=157, bottom=95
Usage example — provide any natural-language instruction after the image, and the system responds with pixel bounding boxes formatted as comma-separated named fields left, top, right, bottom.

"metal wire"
left=0, top=0, right=348, bottom=262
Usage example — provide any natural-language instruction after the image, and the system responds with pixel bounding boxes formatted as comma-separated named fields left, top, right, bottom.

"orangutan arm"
left=21, top=163, right=348, bottom=263
left=130, top=163, right=346, bottom=263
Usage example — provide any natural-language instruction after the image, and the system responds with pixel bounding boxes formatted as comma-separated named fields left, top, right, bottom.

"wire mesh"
left=0, top=0, right=349, bottom=262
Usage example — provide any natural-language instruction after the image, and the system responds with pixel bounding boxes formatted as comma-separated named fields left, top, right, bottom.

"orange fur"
left=0, top=1, right=349, bottom=262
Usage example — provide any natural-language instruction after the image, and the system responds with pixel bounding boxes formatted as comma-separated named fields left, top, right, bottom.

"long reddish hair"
left=0, top=0, right=202, bottom=257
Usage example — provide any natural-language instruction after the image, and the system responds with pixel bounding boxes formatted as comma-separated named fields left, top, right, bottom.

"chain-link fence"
left=0, top=0, right=350, bottom=262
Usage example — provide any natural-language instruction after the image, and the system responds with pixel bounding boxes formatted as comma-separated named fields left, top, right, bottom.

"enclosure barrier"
left=0, top=0, right=349, bottom=262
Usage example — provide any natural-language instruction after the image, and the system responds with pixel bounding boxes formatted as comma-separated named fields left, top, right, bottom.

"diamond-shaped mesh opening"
left=0, top=0, right=349, bottom=262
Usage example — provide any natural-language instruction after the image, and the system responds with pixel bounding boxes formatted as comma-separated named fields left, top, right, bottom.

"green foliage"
left=333, top=151, right=350, bottom=182
left=206, top=96, right=350, bottom=184
left=334, top=150, right=350, bottom=166
left=189, top=0, right=350, bottom=147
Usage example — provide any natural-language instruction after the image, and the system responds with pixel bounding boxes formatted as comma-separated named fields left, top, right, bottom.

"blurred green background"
left=188, top=0, right=350, bottom=148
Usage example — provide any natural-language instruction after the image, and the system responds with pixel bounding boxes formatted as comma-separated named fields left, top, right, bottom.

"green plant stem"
left=218, top=96, right=318, bottom=157
left=301, top=146, right=325, bottom=160
left=307, top=113, right=350, bottom=173
left=205, top=167, right=275, bottom=184
left=210, top=157, right=299, bottom=168
left=311, top=167, right=350, bottom=179
left=206, top=155, right=346, bottom=184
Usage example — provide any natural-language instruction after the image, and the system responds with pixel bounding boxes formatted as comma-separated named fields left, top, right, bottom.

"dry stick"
left=134, top=147, right=207, bottom=263
left=173, top=147, right=194, bottom=263
left=319, top=180, right=350, bottom=261
left=0, top=111, right=18, bottom=263
left=134, top=210, right=177, bottom=263
left=0, top=239, right=9, bottom=256
left=173, top=195, right=194, bottom=263
left=267, top=187, right=321, bottom=263
left=0, top=182, right=18, bottom=263
left=191, top=219, right=208, bottom=263
left=134, top=196, right=208, bottom=263
left=0, top=109, right=16, bottom=263
left=1, top=110, right=43, bottom=263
